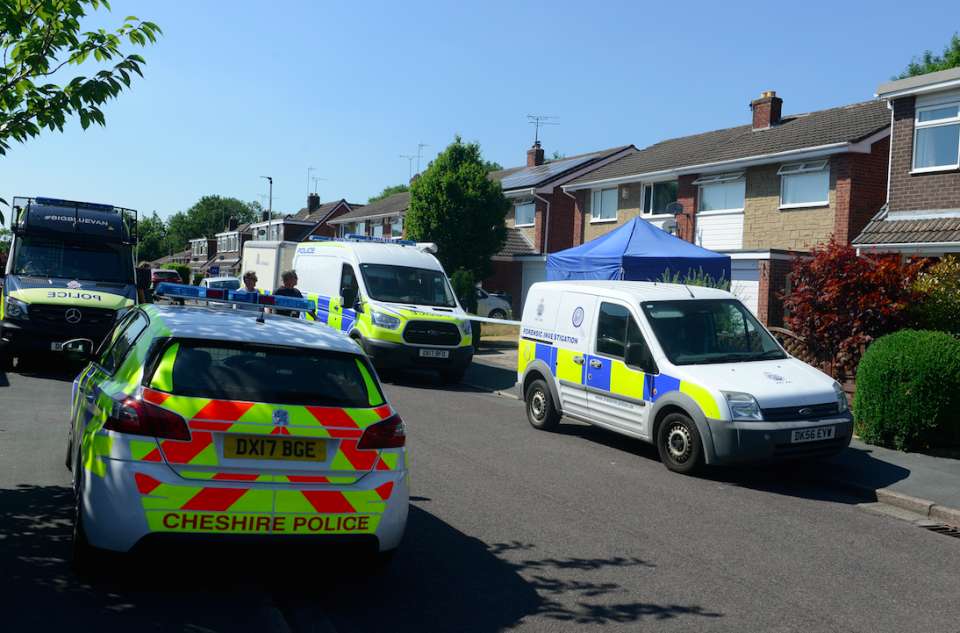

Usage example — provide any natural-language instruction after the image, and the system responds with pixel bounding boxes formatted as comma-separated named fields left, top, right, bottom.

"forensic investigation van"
left=1, top=196, right=147, bottom=369
left=292, top=235, right=473, bottom=383
left=517, top=280, right=853, bottom=475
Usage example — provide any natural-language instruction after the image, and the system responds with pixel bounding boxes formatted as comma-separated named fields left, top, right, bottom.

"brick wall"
left=757, top=256, right=796, bottom=327
left=677, top=175, right=698, bottom=242
left=889, top=96, right=960, bottom=212
left=582, top=184, right=643, bottom=243
left=545, top=187, right=578, bottom=252
left=481, top=261, right=524, bottom=316
left=742, top=163, right=836, bottom=250
left=836, top=136, right=890, bottom=243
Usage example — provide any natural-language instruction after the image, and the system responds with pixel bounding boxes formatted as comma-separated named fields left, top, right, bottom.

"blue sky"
left=2, top=0, right=956, bottom=225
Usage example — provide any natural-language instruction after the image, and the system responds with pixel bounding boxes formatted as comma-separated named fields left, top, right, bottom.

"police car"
left=518, top=281, right=853, bottom=475
left=63, top=284, right=408, bottom=571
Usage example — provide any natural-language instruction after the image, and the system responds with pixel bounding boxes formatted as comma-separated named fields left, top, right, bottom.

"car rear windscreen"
left=157, top=341, right=384, bottom=408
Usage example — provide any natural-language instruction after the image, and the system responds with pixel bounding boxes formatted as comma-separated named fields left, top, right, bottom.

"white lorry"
left=240, top=240, right=299, bottom=293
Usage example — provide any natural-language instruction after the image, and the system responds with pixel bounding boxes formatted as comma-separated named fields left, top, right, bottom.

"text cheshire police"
left=155, top=512, right=374, bottom=533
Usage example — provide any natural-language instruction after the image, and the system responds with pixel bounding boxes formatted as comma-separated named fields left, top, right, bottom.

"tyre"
left=438, top=368, right=466, bottom=384
left=525, top=379, right=560, bottom=431
left=657, top=412, right=705, bottom=475
left=70, top=467, right=97, bottom=575
left=489, top=309, right=507, bottom=320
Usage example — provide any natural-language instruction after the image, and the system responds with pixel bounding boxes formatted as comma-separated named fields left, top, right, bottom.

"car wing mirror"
left=625, top=342, right=658, bottom=375
left=136, top=268, right=152, bottom=291
left=62, top=338, right=94, bottom=362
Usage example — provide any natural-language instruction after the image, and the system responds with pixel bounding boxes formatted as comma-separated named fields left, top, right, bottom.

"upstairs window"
left=779, top=160, right=829, bottom=208
left=694, top=172, right=745, bottom=212
left=642, top=181, right=678, bottom=215
left=515, top=198, right=536, bottom=226
left=591, top=188, right=618, bottom=221
left=914, top=104, right=960, bottom=171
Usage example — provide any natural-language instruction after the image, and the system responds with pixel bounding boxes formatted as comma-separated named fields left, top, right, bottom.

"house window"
left=372, top=222, right=383, bottom=238
left=391, top=216, right=403, bottom=238
left=355, top=222, right=366, bottom=236
left=515, top=198, right=535, bottom=226
left=778, top=160, right=829, bottom=208
left=694, top=173, right=745, bottom=212
left=591, top=188, right=618, bottom=221
left=642, top=181, right=678, bottom=215
left=914, top=104, right=960, bottom=170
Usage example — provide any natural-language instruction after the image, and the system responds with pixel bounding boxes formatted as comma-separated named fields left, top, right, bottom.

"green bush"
left=910, top=256, right=960, bottom=336
left=854, top=329, right=960, bottom=451
left=656, top=266, right=730, bottom=291
left=161, top=263, right=190, bottom=284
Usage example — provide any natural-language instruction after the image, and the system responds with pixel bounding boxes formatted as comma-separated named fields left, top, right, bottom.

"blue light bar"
left=308, top=234, right=416, bottom=246
left=154, top=283, right=316, bottom=312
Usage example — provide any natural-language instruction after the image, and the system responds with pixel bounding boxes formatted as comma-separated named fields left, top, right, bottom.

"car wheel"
left=657, top=412, right=705, bottom=475
left=438, top=368, right=466, bottom=384
left=525, top=379, right=560, bottom=431
left=489, top=309, right=507, bottom=320
left=70, top=466, right=97, bottom=575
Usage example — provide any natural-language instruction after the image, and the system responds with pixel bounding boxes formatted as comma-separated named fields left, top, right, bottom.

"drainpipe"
left=532, top=191, right=551, bottom=253
left=885, top=100, right=894, bottom=207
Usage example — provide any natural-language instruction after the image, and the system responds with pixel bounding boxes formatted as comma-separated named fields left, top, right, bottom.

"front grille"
left=17, top=276, right=52, bottom=284
left=30, top=304, right=117, bottom=333
left=402, top=320, right=461, bottom=346
left=761, top=402, right=840, bottom=422
left=96, top=282, right=127, bottom=290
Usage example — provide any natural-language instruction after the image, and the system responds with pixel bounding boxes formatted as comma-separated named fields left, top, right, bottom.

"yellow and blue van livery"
left=517, top=281, right=853, bottom=475
left=293, top=235, right=473, bottom=384
left=1, top=197, right=142, bottom=368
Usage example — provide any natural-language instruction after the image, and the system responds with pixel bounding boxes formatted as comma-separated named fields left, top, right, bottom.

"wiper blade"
left=754, top=350, right=787, bottom=360
left=701, top=354, right=754, bottom=364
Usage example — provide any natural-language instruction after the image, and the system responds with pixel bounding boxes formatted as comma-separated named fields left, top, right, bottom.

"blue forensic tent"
left=546, top=218, right=731, bottom=283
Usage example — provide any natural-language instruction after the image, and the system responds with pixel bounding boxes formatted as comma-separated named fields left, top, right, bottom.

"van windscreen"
left=641, top=299, right=785, bottom=365
left=360, top=264, right=456, bottom=307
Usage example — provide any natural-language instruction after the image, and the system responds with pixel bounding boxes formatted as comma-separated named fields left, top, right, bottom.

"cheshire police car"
left=63, top=284, right=408, bottom=571
left=517, top=281, right=853, bottom=475
left=293, top=235, right=473, bottom=383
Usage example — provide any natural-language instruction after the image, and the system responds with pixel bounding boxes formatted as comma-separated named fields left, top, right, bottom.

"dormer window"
left=778, top=160, right=830, bottom=208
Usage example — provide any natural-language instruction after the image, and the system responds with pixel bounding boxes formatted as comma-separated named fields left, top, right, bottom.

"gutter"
left=562, top=141, right=860, bottom=192
left=856, top=241, right=960, bottom=256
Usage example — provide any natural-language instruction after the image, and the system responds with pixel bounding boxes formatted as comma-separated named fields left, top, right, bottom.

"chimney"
left=308, top=193, right=321, bottom=214
left=527, top=141, right=544, bottom=167
left=261, top=210, right=270, bottom=223
left=228, top=217, right=238, bottom=231
left=751, top=91, right=783, bottom=130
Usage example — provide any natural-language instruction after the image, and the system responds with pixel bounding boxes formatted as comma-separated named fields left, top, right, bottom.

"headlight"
left=459, top=320, right=472, bottom=336
left=723, top=391, right=763, bottom=421
left=370, top=309, right=401, bottom=331
left=833, top=382, right=849, bottom=414
left=5, top=297, right=29, bottom=320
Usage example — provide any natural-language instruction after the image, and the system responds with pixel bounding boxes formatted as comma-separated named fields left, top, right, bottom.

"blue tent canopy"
left=546, top=218, right=731, bottom=283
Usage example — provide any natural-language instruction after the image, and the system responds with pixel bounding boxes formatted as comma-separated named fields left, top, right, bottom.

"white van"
left=241, top=240, right=299, bottom=293
left=292, top=235, right=473, bottom=383
left=517, top=280, right=852, bottom=474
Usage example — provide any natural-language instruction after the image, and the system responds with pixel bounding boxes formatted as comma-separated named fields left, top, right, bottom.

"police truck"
left=1, top=196, right=147, bottom=370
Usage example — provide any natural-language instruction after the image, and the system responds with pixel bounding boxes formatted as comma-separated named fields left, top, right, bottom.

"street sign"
left=210, top=265, right=220, bottom=276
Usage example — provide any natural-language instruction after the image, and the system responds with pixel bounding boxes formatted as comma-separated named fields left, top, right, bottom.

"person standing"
left=235, top=270, right=263, bottom=310
left=272, top=269, right=303, bottom=317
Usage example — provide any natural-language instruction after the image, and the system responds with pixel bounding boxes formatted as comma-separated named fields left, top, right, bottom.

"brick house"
left=291, top=194, right=363, bottom=240
left=327, top=191, right=409, bottom=239
left=854, top=67, right=960, bottom=257
left=484, top=143, right=638, bottom=314
left=204, top=218, right=253, bottom=278
left=562, top=93, right=891, bottom=326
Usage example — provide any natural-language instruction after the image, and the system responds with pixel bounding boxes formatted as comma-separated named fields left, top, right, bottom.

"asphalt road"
left=2, top=359, right=959, bottom=632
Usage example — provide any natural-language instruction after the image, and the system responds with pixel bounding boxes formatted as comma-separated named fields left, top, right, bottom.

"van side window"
left=340, top=264, right=358, bottom=295
left=596, top=303, right=645, bottom=359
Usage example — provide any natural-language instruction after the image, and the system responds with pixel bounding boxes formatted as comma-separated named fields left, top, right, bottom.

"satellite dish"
left=665, top=202, right=685, bottom=215
left=662, top=219, right=679, bottom=234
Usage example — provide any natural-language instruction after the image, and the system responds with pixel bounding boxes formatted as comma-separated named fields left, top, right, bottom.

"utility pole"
left=260, top=176, right=272, bottom=239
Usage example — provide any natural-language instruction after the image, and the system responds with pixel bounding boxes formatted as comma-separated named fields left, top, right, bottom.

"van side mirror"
left=625, top=342, right=657, bottom=375
left=136, top=268, right=152, bottom=291
left=341, top=286, right=358, bottom=307
left=62, top=338, right=94, bottom=362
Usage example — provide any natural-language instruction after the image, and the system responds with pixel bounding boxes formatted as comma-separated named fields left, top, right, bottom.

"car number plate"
left=791, top=426, right=835, bottom=443
left=51, top=342, right=63, bottom=351
left=223, top=435, right=326, bottom=461
left=419, top=349, right=449, bottom=358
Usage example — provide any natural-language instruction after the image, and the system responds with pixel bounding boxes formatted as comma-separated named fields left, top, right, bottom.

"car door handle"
left=573, top=356, right=584, bottom=365
left=85, top=392, right=95, bottom=403
left=589, top=359, right=603, bottom=369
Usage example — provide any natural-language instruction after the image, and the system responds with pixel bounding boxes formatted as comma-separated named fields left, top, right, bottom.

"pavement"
left=463, top=339, right=960, bottom=530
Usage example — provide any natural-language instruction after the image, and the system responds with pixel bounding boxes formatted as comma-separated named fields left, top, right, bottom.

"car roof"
left=309, top=241, right=444, bottom=270
left=141, top=304, right=364, bottom=354
left=531, top=280, right=734, bottom=303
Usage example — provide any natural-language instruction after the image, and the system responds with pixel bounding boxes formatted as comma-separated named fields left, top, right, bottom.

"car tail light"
left=357, top=413, right=405, bottom=449
left=104, top=397, right=191, bottom=441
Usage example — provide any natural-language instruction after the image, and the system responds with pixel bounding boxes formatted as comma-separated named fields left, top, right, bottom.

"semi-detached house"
left=562, top=92, right=891, bottom=326
left=854, top=67, right=960, bottom=257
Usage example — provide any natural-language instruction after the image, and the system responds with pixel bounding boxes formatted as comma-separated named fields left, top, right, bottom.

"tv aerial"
left=528, top=115, right=559, bottom=144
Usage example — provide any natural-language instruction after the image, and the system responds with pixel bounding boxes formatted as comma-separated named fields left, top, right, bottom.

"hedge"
left=853, top=329, right=960, bottom=451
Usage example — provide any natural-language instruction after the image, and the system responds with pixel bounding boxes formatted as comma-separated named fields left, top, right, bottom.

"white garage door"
left=731, top=259, right=760, bottom=317
left=520, top=260, right=547, bottom=318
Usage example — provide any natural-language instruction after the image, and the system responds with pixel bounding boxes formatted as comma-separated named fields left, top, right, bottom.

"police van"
left=292, top=235, right=473, bottom=383
left=517, top=281, right=853, bottom=475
